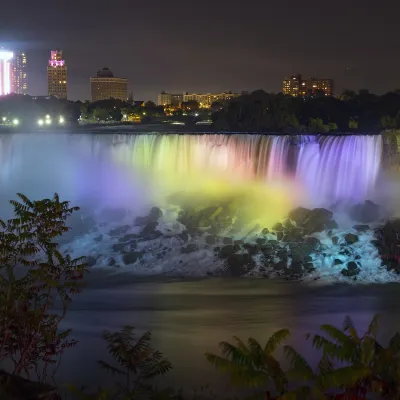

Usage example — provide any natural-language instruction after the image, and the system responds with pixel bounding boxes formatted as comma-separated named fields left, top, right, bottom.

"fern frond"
left=265, top=329, right=290, bottom=354
left=97, top=360, right=127, bottom=376
left=367, top=314, right=380, bottom=339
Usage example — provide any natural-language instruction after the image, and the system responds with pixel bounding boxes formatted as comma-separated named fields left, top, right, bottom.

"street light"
left=12, top=119, right=19, bottom=126
left=38, top=119, right=44, bottom=126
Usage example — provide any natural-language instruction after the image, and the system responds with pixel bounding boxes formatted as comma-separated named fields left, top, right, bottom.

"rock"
left=282, top=229, right=303, bottom=242
left=345, top=233, right=359, bottom=245
left=109, top=225, right=131, bottom=236
left=341, top=261, right=360, bottom=277
left=223, top=237, right=233, bottom=245
left=276, top=232, right=284, bottom=241
left=243, top=243, right=260, bottom=255
left=334, top=259, right=344, bottom=265
left=272, top=222, right=284, bottom=232
left=141, top=221, right=158, bottom=236
left=268, top=240, right=279, bottom=246
left=260, top=245, right=274, bottom=256
left=102, top=207, right=127, bottom=222
left=178, top=231, right=190, bottom=243
left=134, top=207, right=163, bottom=226
left=118, top=234, right=139, bottom=243
left=348, top=200, right=380, bottom=223
left=234, top=239, right=245, bottom=246
left=85, top=256, right=97, bottom=267
left=123, top=251, right=144, bottom=265
left=332, top=236, right=339, bottom=245
left=94, top=234, right=103, bottom=243
left=256, top=237, right=266, bottom=245
left=353, top=224, right=370, bottom=232
left=180, top=244, right=198, bottom=254
left=261, top=228, right=269, bottom=235
left=305, top=237, right=321, bottom=250
left=290, top=243, right=314, bottom=264
left=108, top=257, right=116, bottom=266
left=301, top=208, right=334, bottom=235
left=112, top=242, right=135, bottom=252
left=304, top=262, right=315, bottom=272
left=326, top=220, right=339, bottom=230
left=149, top=206, right=163, bottom=220
left=288, top=207, right=311, bottom=225
left=226, top=253, right=253, bottom=276
left=219, top=245, right=235, bottom=258
left=205, top=235, right=217, bottom=245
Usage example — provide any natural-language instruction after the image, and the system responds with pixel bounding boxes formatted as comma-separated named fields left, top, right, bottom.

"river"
left=55, top=272, right=400, bottom=397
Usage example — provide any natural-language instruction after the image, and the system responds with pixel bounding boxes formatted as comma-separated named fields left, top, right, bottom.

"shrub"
left=0, top=193, right=87, bottom=383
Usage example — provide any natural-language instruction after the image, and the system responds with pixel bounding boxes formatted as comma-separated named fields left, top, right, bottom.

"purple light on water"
left=296, top=135, right=382, bottom=205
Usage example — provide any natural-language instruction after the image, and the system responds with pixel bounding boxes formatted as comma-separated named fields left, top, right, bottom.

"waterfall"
left=0, top=133, right=383, bottom=210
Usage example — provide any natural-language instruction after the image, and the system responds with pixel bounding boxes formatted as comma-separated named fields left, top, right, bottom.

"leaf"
left=264, top=329, right=290, bottom=354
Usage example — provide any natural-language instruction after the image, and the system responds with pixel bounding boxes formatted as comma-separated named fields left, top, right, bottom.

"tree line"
left=211, top=89, right=400, bottom=133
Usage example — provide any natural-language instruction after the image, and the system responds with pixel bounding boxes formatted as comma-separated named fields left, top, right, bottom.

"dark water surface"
left=56, top=272, right=400, bottom=396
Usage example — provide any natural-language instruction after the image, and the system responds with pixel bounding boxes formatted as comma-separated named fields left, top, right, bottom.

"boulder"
left=118, top=234, right=139, bottom=243
left=223, top=237, right=233, bottom=245
left=205, top=235, right=217, bottom=245
left=334, top=259, right=344, bottom=265
left=288, top=207, right=311, bottom=225
left=141, top=221, right=159, bottom=236
left=353, top=224, right=370, bottom=232
left=332, top=236, right=339, bottom=245
left=219, top=245, right=236, bottom=259
left=122, top=251, right=144, bottom=265
left=345, top=233, right=359, bottom=245
left=301, top=208, right=334, bottom=235
left=341, top=261, right=360, bottom=277
left=109, top=225, right=131, bottom=236
left=305, top=237, right=321, bottom=250
left=256, top=237, right=267, bottom=245
left=348, top=200, right=380, bottom=223
left=226, top=253, right=253, bottom=276
left=108, top=257, right=116, bottom=266
left=290, top=243, right=315, bottom=264
left=134, top=207, right=163, bottom=226
left=261, top=228, right=269, bottom=235
left=178, top=231, right=190, bottom=243
left=180, top=244, right=198, bottom=254
left=272, top=222, right=284, bottom=232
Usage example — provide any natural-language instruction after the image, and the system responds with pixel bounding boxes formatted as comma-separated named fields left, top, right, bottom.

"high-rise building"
left=12, top=52, right=28, bottom=95
left=47, top=50, right=68, bottom=99
left=283, top=74, right=334, bottom=97
left=157, top=91, right=172, bottom=106
left=0, top=50, right=14, bottom=96
left=90, top=67, right=128, bottom=102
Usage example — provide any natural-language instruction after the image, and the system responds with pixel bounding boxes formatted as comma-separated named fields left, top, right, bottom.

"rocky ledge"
left=62, top=196, right=400, bottom=283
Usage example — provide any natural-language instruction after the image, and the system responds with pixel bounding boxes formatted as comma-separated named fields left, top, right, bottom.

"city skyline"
left=0, top=0, right=399, bottom=101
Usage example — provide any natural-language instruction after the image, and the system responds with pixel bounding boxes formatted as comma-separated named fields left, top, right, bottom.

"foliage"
left=211, top=89, right=400, bottom=132
left=206, top=315, right=400, bottom=400
left=0, top=193, right=87, bottom=383
left=70, top=326, right=172, bottom=399
left=205, top=329, right=290, bottom=399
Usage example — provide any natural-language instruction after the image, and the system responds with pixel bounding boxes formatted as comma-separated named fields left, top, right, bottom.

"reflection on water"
left=57, top=276, right=400, bottom=395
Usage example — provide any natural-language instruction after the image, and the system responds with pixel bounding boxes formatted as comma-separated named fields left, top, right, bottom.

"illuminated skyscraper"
left=47, top=50, right=67, bottom=99
left=0, top=51, right=13, bottom=96
left=12, top=52, right=28, bottom=95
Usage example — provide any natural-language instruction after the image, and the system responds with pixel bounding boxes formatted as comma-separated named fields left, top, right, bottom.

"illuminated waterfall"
left=0, top=133, right=383, bottom=210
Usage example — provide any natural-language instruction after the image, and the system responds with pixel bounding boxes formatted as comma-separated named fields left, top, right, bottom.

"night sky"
left=1, top=0, right=399, bottom=101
